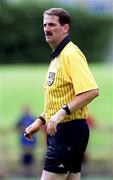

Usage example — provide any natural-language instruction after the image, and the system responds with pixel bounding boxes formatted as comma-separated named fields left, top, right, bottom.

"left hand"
left=47, top=117, right=58, bottom=136
left=47, top=109, right=66, bottom=136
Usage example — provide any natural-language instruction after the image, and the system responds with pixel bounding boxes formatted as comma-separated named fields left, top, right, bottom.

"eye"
left=48, top=23, right=56, bottom=27
left=43, top=24, right=46, bottom=27
left=43, top=23, right=56, bottom=28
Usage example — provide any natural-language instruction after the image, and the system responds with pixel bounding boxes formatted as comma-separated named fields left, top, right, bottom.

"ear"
left=63, top=24, right=70, bottom=33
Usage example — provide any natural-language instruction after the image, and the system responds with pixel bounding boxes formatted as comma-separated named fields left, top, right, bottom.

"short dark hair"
left=43, top=8, right=71, bottom=26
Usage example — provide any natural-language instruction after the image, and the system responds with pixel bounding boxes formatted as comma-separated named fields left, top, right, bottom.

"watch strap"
left=62, top=104, right=71, bottom=115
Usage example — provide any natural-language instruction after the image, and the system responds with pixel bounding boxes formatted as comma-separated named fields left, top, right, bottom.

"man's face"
left=43, top=14, right=69, bottom=48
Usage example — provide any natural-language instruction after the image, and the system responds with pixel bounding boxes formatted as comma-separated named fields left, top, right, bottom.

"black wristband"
left=38, top=115, right=46, bottom=124
left=62, top=104, right=71, bottom=115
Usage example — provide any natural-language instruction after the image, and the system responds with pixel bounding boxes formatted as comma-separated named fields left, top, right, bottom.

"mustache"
left=45, top=31, right=53, bottom=36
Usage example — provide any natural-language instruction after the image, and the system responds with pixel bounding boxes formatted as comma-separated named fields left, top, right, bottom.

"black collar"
left=50, top=36, right=71, bottom=60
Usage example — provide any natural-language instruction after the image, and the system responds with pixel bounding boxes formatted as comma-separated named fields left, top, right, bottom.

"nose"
left=44, top=24, right=50, bottom=32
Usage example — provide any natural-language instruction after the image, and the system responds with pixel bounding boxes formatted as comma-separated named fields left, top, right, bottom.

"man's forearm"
left=68, top=89, right=99, bottom=113
left=25, top=112, right=46, bottom=135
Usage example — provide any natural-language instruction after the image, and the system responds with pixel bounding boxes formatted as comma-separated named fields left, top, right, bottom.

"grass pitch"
left=0, top=63, right=113, bottom=162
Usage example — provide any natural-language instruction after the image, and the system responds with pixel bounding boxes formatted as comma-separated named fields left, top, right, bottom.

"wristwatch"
left=62, top=104, right=71, bottom=115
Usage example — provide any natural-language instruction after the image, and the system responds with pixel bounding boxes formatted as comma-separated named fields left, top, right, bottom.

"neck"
left=49, top=35, right=68, bottom=50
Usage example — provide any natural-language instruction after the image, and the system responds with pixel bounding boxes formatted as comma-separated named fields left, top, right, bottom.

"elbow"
left=94, top=89, right=99, bottom=98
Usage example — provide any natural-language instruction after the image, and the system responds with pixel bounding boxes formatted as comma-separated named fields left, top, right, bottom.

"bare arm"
left=24, top=112, right=45, bottom=140
left=47, top=89, right=99, bottom=135
left=68, top=89, right=99, bottom=113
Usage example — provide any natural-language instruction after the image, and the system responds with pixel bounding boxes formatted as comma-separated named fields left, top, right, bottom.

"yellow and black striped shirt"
left=44, top=36, right=98, bottom=124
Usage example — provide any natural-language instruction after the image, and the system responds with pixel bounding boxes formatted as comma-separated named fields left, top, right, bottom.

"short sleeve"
left=62, top=50, right=98, bottom=95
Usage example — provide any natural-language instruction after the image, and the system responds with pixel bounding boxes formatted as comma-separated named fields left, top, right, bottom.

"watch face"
left=63, top=104, right=66, bottom=108
left=62, top=104, right=71, bottom=115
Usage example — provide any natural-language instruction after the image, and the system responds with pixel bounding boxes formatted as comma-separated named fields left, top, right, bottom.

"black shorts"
left=44, top=119, right=90, bottom=174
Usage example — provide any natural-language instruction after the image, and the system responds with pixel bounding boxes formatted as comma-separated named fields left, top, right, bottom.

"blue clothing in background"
left=17, top=114, right=37, bottom=147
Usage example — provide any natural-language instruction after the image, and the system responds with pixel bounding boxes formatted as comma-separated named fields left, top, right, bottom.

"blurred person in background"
left=24, top=8, right=99, bottom=180
left=81, top=115, right=96, bottom=177
left=16, top=105, right=37, bottom=177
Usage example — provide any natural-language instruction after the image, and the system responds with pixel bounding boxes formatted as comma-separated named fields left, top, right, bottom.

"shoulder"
left=62, top=41, right=78, bottom=55
left=60, top=42, right=87, bottom=63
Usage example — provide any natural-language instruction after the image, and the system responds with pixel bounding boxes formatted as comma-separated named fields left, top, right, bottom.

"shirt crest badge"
left=48, top=72, right=55, bottom=86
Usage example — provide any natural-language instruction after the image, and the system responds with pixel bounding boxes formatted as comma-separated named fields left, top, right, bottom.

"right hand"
left=24, top=125, right=33, bottom=140
left=24, top=131, right=33, bottom=140
left=24, top=118, right=43, bottom=140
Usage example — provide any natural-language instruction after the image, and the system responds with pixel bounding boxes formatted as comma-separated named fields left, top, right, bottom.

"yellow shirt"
left=44, top=40, right=98, bottom=124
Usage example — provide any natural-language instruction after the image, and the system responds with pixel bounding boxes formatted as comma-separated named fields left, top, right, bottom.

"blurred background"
left=0, top=0, right=113, bottom=179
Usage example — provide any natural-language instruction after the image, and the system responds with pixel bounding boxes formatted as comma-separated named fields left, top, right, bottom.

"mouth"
left=45, top=32, right=52, bottom=37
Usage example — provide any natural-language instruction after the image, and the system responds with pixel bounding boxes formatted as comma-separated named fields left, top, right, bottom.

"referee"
left=25, top=8, right=99, bottom=180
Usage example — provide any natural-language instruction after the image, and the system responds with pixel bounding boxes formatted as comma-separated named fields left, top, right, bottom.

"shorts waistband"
left=58, top=119, right=86, bottom=126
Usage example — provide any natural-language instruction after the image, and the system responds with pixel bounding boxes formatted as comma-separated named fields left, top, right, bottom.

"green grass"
left=0, top=63, right=112, bottom=126
left=0, top=64, right=48, bottom=127
left=0, top=63, right=113, bottom=161
left=88, top=63, right=113, bottom=126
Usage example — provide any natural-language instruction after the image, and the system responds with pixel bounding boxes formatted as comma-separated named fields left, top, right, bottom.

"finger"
left=24, top=132, right=29, bottom=138
left=47, top=124, right=56, bottom=136
left=50, top=128, right=55, bottom=136
left=51, top=122, right=57, bottom=134
left=47, top=124, right=53, bottom=135
left=27, top=134, right=34, bottom=141
left=25, top=126, right=32, bottom=132
left=24, top=132, right=33, bottom=141
left=47, top=127, right=54, bottom=136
